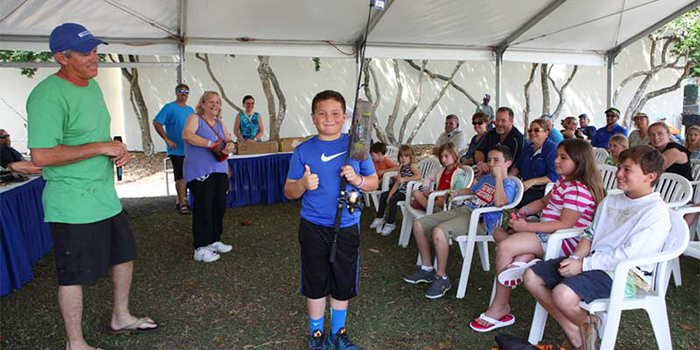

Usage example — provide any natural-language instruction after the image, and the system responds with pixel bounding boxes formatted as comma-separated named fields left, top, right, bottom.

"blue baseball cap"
left=49, top=23, right=107, bottom=53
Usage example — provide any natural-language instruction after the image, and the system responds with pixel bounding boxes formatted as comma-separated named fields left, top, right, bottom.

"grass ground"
left=1, top=197, right=698, bottom=350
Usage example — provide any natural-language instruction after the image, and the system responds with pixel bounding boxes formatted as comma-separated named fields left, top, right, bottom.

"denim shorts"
left=529, top=256, right=613, bottom=303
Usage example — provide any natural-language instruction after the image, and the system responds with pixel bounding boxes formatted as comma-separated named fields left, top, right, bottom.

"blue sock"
left=309, top=315, right=324, bottom=335
left=330, top=308, right=347, bottom=335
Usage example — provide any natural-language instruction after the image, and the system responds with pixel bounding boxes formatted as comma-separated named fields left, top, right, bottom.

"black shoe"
left=309, top=330, right=327, bottom=350
left=326, top=328, right=358, bottom=350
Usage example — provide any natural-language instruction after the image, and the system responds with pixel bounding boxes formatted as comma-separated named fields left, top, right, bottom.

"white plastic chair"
left=395, top=157, right=442, bottom=247
left=386, top=145, right=399, bottom=163
left=398, top=166, right=474, bottom=249
left=593, top=148, right=609, bottom=165
left=654, top=172, right=693, bottom=209
left=598, top=164, right=618, bottom=193
left=529, top=210, right=689, bottom=350
left=364, top=169, right=398, bottom=212
left=452, top=176, right=524, bottom=299
left=164, top=156, right=174, bottom=196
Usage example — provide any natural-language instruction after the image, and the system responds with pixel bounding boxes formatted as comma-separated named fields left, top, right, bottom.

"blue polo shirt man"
left=153, top=84, right=195, bottom=213
left=591, top=108, right=628, bottom=149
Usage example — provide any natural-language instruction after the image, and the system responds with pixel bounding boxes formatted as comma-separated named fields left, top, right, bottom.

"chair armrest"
left=381, top=171, right=399, bottom=191
left=403, top=180, right=423, bottom=204
left=426, top=190, right=449, bottom=214
left=452, top=204, right=512, bottom=242
left=543, top=228, right=586, bottom=259
left=449, top=194, right=475, bottom=209
left=676, top=204, right=700, bottom=217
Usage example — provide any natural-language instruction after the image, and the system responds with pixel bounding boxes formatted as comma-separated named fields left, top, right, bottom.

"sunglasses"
left=177, top=90, right=190, bottom=94
left=472, top=121, right=484, bottom=126
left=0, top=134, right=9, bottom=139
left=527, top=128, right=543, bottom=133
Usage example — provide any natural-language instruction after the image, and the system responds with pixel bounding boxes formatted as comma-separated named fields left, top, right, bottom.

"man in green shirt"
left=27, top=23, right=157, bottom=350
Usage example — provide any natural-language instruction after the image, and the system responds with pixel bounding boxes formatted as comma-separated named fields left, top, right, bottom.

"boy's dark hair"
left=175, top=83, right=189, bottom=91
left=489, top=144, right=513, bottom=161
left=312, top=90, right=346, bottom=114
left=496, top=107, right=514, bottom=120
left=618, top=145, right=666, bottom=186
left=243, top=95, right=255, bottom=104
left=370, top=142, right=387, bottom=155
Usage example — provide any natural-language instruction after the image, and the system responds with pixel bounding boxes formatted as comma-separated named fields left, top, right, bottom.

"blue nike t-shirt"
left=153, top=102, right=195, bottom=156
left=287, top=134, right=376, bottom=227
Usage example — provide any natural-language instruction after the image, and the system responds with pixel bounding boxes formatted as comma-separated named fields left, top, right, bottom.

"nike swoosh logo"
left=321, top=151, right=346, bottom=162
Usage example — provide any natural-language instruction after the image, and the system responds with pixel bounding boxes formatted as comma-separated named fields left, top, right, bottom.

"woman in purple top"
left=183, top=91, right=236, bottom=263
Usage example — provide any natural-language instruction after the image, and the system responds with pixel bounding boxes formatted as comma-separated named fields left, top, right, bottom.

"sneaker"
left=369, top=218, right=385, bottom=230
left=326, top=328, right=358, bottom=350
left=309, top=330, right=327, bottom=350
left=379, top=223, right=396, bottom=236
left=403, top=266, right=435, bottom=284
left=208, top=241, right=232, bottom=253
left=194, top=247, right=220, bottom=262
left=425, top=275, right=452, bottom=299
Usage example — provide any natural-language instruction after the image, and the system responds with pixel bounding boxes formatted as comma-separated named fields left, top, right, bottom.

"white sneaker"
left=380, top=223, right=396, bottom=236
left=369, top=218, right=385, bottom=230
left=194, top=247, right=220, bottom=262
left=209, top=241, right=232, bottom=253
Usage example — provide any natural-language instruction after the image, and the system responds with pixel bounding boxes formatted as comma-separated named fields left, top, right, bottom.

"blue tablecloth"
left=227, top=153, right=293, bottom=207
left=0, top=177, right=52, bottom=296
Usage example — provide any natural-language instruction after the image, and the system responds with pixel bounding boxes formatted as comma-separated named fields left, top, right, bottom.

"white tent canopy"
left=1, top=0, right=697, bottom=105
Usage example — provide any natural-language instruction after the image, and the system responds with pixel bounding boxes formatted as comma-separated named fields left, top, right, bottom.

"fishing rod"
left=330, top=0, right=384, bottom=263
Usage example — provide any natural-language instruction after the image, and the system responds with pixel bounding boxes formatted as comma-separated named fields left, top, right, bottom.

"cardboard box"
left=279, top=136, right=310, bottom=152
left=237, top=140, right=279, bottom=155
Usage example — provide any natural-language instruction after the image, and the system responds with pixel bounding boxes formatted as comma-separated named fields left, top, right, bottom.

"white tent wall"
left=0, top=39, right=686, bottom=153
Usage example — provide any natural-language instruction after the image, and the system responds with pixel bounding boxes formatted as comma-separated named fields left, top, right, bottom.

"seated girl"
left=605, top=134, right=629, bottom=166
left=234, top=95, right=264, bottom=142
left=469, top=138, right=605, bottom=333
left=370, top=145, right=421, bottom=236
left=684, top=125, right=700, bottom=160
left=511, top=120, right=558, bottom=208
left=411, top=142, right=468, bottom=211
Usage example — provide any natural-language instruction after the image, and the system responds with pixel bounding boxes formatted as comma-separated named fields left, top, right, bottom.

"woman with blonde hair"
left=183, top=91, right=236, bottom=263
left=684, top=125, right=700, bottom=160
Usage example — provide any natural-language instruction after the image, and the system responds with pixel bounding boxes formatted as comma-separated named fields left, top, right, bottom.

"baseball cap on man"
left=604, top=107, right=621, bottom=117
left=49, top=23, right=108, bottom=53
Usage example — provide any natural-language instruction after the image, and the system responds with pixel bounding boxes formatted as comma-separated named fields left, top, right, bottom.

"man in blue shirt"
left=591, top=108, right=628, bottom=149
left=285, top=90, right=377, bottom=350
left=540, top=115, right=564, bottom=144
left=153, top=84, right=195, bottom=214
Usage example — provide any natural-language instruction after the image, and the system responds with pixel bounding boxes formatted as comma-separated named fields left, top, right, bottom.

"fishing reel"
left=338, top=189, right=365, bottom=214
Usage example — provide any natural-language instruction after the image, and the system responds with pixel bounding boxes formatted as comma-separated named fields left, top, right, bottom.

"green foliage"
left=658, top=7, right=700, bottom=77
left=312, top=57, right=321, bottom=72
left=0, top=50, right=53, bottom=78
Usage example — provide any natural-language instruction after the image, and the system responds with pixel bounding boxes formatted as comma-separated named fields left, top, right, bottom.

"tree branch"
left=386, top=59, right=403, bottom=145
left=523, top=63, right=539, bottom=129
left=398, top=60, right=426, bottom=144
left=194, top=53, right=242, bottom=113
left=363, top=59, right=388, bottom=144
left=404, top=59, right=479, bottom=106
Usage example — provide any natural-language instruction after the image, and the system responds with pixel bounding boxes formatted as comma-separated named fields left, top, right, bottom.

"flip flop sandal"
left=469, top=313, right=515, bottom=333
left=109, top=317, right=159, bottom=335
left=497, top=258, right=542, bottom=287
left=179, top=204, right=191, bottom=215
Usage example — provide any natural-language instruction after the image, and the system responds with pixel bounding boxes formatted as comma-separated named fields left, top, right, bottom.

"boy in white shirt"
left=523, top=145, right=670, bottom=350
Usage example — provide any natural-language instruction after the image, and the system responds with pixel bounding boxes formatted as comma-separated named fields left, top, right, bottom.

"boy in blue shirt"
left=404, top=145, right=518, bottom=299
left=285, top=90, right=378, bottom=350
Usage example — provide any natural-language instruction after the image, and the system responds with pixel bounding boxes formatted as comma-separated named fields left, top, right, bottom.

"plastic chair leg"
left=489, top=275, right=497, bottom=304
left=455, top=238, right=476, bottom=299
left=646, top=303, right=673, bottom=350
left=598, top=309, right=622, bottom=350
left=528, top=302, right=549, bottom=345
left=671, top=258, right=682, bottom=287
left=398, top=213, right=413, bottom=248
left=477, top=241, right=490, bottom=272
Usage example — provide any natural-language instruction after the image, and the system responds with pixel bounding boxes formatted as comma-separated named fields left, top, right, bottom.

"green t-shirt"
left=27, top=74, right=121, bottom=224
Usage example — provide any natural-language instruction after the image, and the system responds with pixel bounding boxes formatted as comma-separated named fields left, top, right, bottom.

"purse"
left=199, top=115, right=230, bottom=162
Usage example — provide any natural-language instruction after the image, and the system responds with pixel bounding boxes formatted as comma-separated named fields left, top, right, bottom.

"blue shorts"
left=529, top=257, right=613, bottom=303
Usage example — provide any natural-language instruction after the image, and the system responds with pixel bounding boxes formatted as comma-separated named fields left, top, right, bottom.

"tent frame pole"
left=606, top=52, right=618, bottom=109
left=495, top=48, right=504, bottom=109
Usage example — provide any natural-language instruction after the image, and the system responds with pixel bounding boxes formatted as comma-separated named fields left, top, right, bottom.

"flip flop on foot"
left=109, top=317, right=158, bottom=335
left=469, top=313, right=515, bottom=333
left=497, top=259, right=541, bottom=287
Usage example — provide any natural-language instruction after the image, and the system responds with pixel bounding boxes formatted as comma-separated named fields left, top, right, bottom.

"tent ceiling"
left=0, top=0, right=697, bottom=65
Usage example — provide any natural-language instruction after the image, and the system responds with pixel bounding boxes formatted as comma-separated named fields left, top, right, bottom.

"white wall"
left=0, top=38, right=687, bottom=153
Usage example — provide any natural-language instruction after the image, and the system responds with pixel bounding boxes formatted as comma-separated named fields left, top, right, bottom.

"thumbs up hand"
left=303, top=164, right=319, bottom=191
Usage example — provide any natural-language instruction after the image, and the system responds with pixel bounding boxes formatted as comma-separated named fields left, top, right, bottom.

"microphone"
left=113, top=136, right=123, bottom=181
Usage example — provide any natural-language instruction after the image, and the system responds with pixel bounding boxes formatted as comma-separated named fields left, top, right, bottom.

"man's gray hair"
left=54, top=50, right=71, bottom=60
left=446, top=114, right=459, bottom=126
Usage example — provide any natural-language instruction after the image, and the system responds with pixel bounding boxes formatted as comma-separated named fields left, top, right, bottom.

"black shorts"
left=298, top=218, right=360, bottom=300
left=170, top=155, right=185, bottom=181
left=50, top=211, right=137, bottom=286
left=530, top=257, right=613, bottom=303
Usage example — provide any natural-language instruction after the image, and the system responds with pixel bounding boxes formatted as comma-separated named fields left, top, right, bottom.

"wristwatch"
left=569, top=255, right=582, bottom=261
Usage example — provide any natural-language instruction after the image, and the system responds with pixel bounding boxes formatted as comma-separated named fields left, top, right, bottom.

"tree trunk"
left=523, top=63, right=539, bottom=129
left=114, top=54, right=154, bottom=156
left=540, top=63, right=550, bottom=116
left=362, top=59, right=389, bottom=144
left=398, top=60, right=427, bottom=144
left=257, top=56, right=286, bottom=140
left=622, top=74, right=654, bottom=128
left=194, top=53, right=243, bottom=113
left=406, top=61, right=464, bottom=144
left=386, top=59, right=403, bottom=145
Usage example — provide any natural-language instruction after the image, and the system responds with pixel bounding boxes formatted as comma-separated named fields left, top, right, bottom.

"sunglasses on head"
left=177, top=89, right=189, bottom=94
left=528, top=128, right=543, bottom=133
left=472, top=121, right=484, bottom=126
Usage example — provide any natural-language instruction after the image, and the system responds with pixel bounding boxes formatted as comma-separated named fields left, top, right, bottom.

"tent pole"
left=495, top=48, right=504, bottom=109
left=606, top=52, right=617, bottom=108
left=177, top=44, right=185, bottom=84
left=177, top=0, right=187, bottom=85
